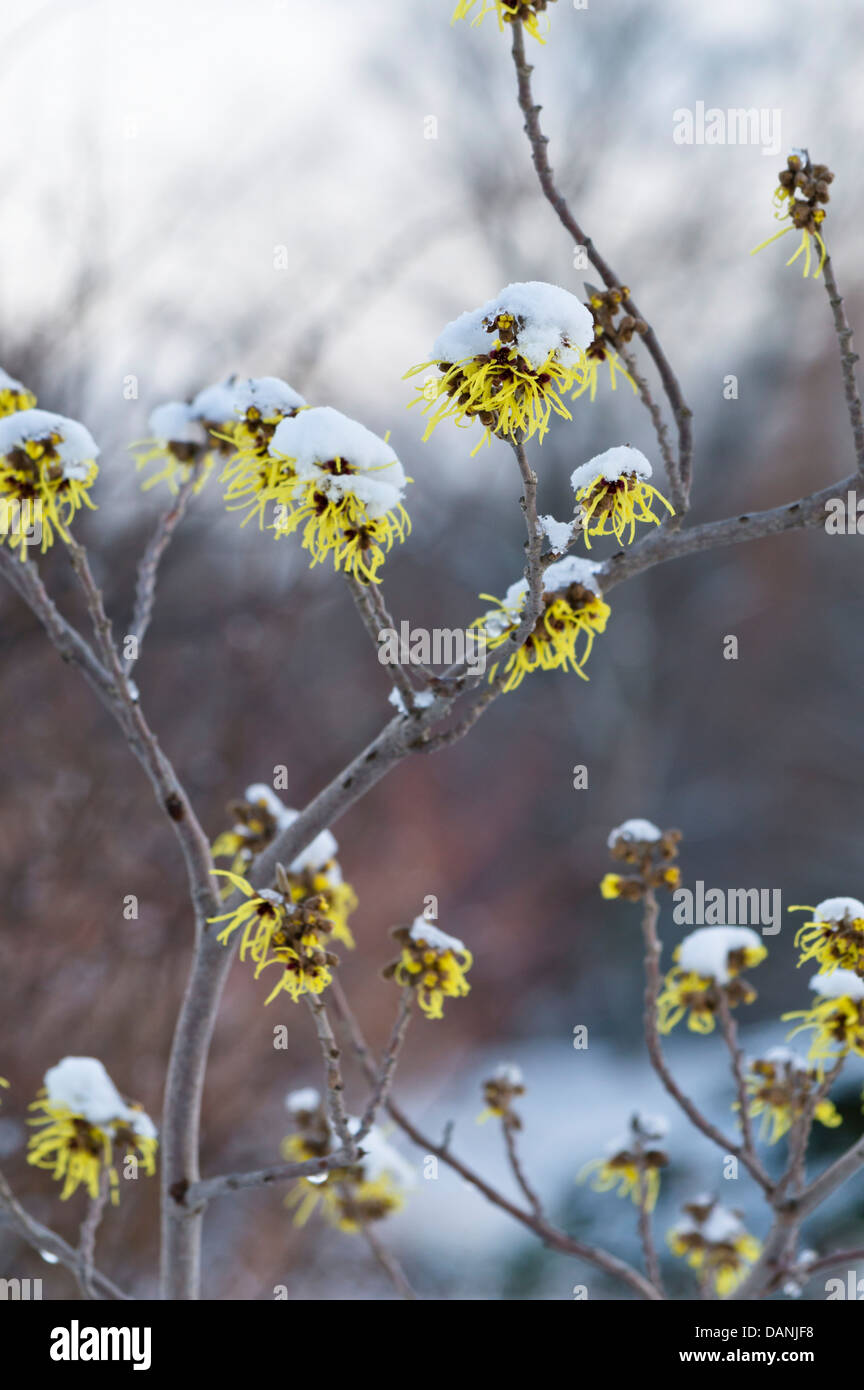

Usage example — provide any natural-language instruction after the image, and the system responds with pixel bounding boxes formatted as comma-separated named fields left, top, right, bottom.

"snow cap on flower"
left=633, top=1112, right=669, bottom=1141
left=0, top=367, right=27, bottom=393
left=431, top=281, right=593, bottom=372
left=752, top=1045, right=810, bottom=1071
left=244, top=783, right=295, bottom=827
left=409, top=915, right=466, bottom=955
left=544, top=555, right=604, bottom=596
left=0, top=409, right=99, bottom=480
left=44, top=1057, right=156, bottom=1137
left=571, top=444, right=652, bottom=495
left=607, top=818, right=663, bottom=848
left=285, top=1087, right=321, bottom=1116
left=495, top=1063, right=523, bottom=1086
left=813, top=897, right=864, bottom=925
left=234, top=376, right=306, bottom=419
left=191, top=378, right=244, bottom=424
left=678, top=926, right=764, bottom=985
left=809, top=970, right=864, bottom=1001
left=538, top=514, right=575, bottom=554
left=148, top=401, right=207, bottom=447
left=270, top=407, right=406, bottom=516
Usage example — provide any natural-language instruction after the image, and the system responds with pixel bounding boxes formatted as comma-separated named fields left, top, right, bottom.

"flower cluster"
left=478, top=1064, right=525, bottom=1129
left=579, top=1113, right=669, bottom=1212
left=451, top=0, right=558, bottom=44
left=474, top=556, right=610, bottom=691
left=27, top=1058, right=157, bottom=1203
left=133, top=378, right=251, bottom=494
left=407, top=281, right=594, bottom=452
left=742, top=1046, right=842, bottom=1145
left=657, top=926, right=767, bottom=1035
left=282, top=1089, right=414, bottom=1232
left=0, top=367, right=36, bottom=418
left=571, top=445, right=674, bottom=549
left=266, top=407, right=410, bottom=584
left=752, top=149, right=834, bottom=280
left=574, top=285, right=642, bottom=403
left=784, top=894, right=864, bottom=1061
left=668, top=1197, right=760, bottom=1296
left=383, top=915, right=472, bottom=1020
left=210, top=865, right=343, bottom=1006
left=0, top=407, right=99, bottom=557
left=212, top=784, right=357, bottom=948
left=600, top=818, right=682, bottom=901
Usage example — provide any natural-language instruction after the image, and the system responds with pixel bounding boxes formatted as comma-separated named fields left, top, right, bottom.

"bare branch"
left=0, top=1169, right=130, bottom=1301
left=125, top=473, right=197, bottom=672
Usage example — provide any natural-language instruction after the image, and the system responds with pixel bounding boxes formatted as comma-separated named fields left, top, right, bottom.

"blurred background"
left=1, top=0, right=863, bottom=1300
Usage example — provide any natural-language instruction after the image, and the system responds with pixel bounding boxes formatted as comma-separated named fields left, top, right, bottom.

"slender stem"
left=501, top=1120, right=544, bottom=1221
left=639, top=890, right=773, bottom=1194
left=359, top=1222, right=419, bottom=1301
left=717, top=992, right=759, bottom=1170
left=77, top=1170, right=111, bottom=1300
left=125, top=473, right=196, bottom=672
left=822, top=253, right=864, bottom=474
left=509, top=22, right=692, bottom=514
left=355, top=988, right=413, bottom=1143
left=305, top=994, right=355, bottom=1157
left=0, top=1169, right=130, bottom=1301
left=187, top=1148, right=355, bottom=1205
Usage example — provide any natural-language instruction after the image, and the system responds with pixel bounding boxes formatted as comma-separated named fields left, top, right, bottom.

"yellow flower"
left=211, top=785, right=357, bottom=948
left=571, top=289, right=641, bottom=403
left=0, top=367, right=36, bottom=418
left=791, top=897, right=864, bottom=976
left=209, top=869, right=340, bottom=1006
left=571, top=445, right=674, bottom=549
left=668, top=1199, right=760, bottom=1297
left=27, top=1058, right=156, bottom=1204
left=657, top=927, right=767, bottom=1035
left=475, top=556, right=610, bottom=692
left=386, top=916, right=472, bottom=1020
left=580, top=1115, right=668, bottom=1211
left=600, top=873, right=624, bottom=899
left=219, top=376, right=307, bottom=526
left=265, top=407, right=411, bottom=585
left=0, top=409, right=99, bottom=558
left=477, top=1064, right=524, bottom=1126
left=784, top=971, right=864, bottom=1062
left=283, top=1098, right=413, bottom=1232
left=407, top=282, right=593, bottom=453
left=742, top=1047, right=842, bottom=1145
left=451, top=0, right=557, bottom=43
left=751, top=151, right=833, bottom=279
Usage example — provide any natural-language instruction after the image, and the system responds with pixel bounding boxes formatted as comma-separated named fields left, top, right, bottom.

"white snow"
left=148, top=401, right=207, bottom=446
left=571, top=444, right=653, bottom=494
left=812, top=897, right=864, bottom=925
left=0, top=367, right=26, bottom=392
left=607, top=818, right=662, bottom=848
left=43, top=1057, right=155, bottom=1137
left=244, top=783, right=294, bottom=827
left=538, top=514, right=575, bottom=554
left=233, top=376, right=306, bottom=419
left=0, top=408, right=99, bottom=480
left=809, top=970, right=864, bottom=1001
left=430, top=281, right=594, bottom=372
left=678, top=926, right=764, bottom=984
left=750, top=1045, right=809, bottom=1072
left=191, top=379, right=243, bottom=423
left=409, top=915, right=466, bottom=955
left=285, top=1087, right=321, bottom=1115
left=348, top=1118, right=415, bottom=1189
left=388, top=688, right=436, bottom=714
left=633, top=1111, right=669, bottom=1140
left=494, top=1063, right=523, bottom=1086
left=544, top=555, right=604, bottom=596
left=270, top=406, right=405, bottom=517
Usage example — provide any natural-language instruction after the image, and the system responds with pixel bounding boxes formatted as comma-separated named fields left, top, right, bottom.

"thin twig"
left=501, top=1120, right=544, bottom=1221
left=77, top=1170, right=111, bottom=1300
left=0, top=1169, right=130, bottom=1301
left=355, top=987, right=414, bottom=1143
left=125, top=473, right=197, bottom=672
left=305, top=993, right=355, bottom=1158
left=717, top=992, right=759, bottom=1172
left=822, top=253, right=864, bottom=474
left=639, top=890, right=773, bottom=1194
left=359, top=1221, right=419, bottom=1301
